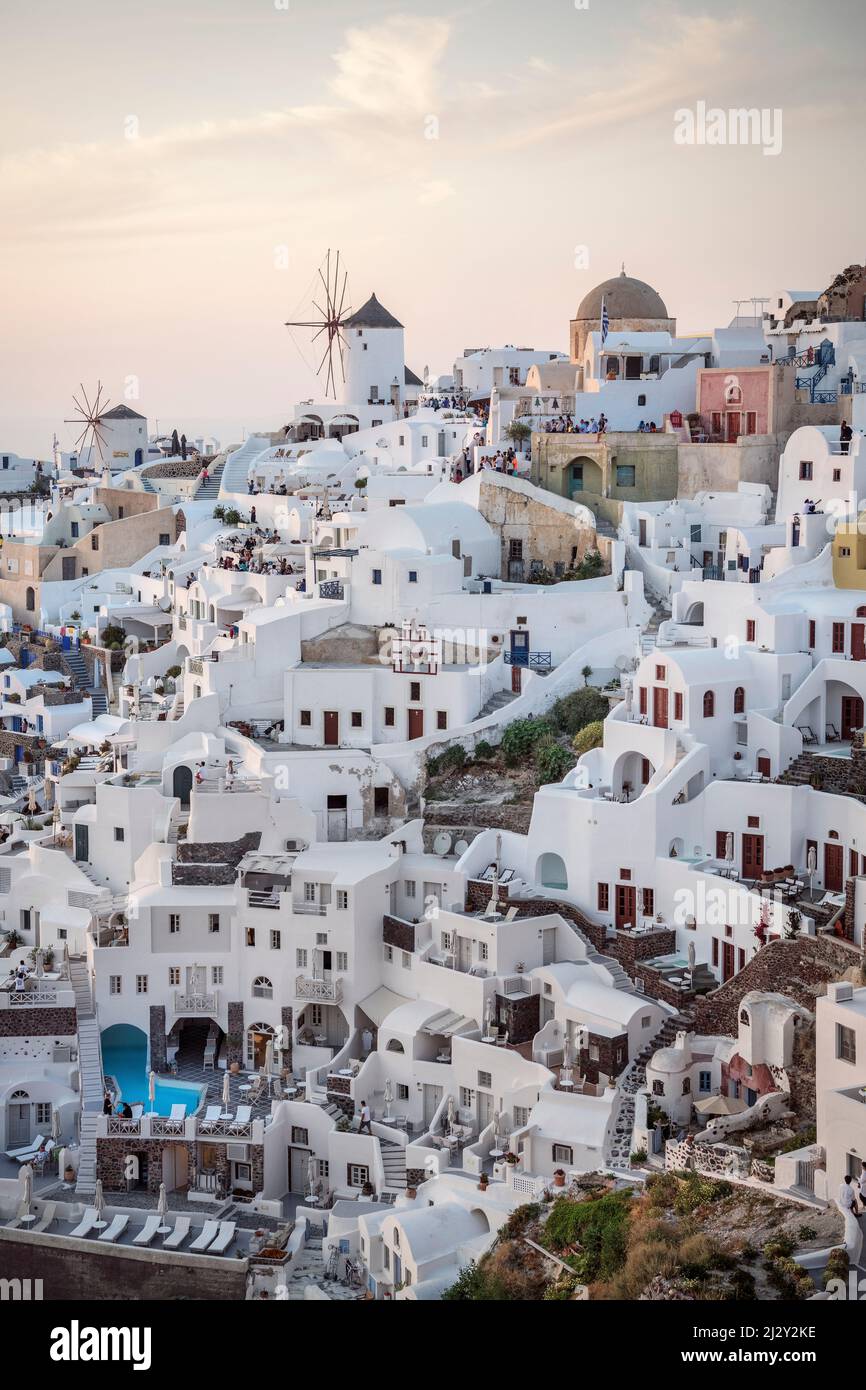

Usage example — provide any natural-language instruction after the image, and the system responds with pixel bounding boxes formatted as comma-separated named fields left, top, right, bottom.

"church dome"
left=576, top=269, right=669, bottom=322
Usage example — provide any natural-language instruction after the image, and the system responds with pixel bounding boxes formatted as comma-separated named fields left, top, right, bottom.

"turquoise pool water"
left=101, top=1024, right=205, bottom=1117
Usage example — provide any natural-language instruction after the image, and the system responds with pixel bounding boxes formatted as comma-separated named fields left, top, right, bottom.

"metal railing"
left=318, top=580, right=345, bottom=601
left=503, top=651, right=552, bottom=670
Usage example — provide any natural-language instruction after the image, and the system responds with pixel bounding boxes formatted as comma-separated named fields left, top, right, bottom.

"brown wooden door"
left=824, top=842, right=843, bottom=892
left=408, top=708, right=424, bottom=739
left=615, top=884, right=636, bottom=929
left=323, top=711, right=339, bottom=746
left=652, top=687, right=668, bottom=729
left=757, top=755, right=771, bottom=778
left=742, top=833, right=764, bottom=878
left=842, top=696, right=864, bottom=739
left=722, top=942, right=735, bottom=982
left=852, top=625, right=866, bottom=662
left=511, top=665, right=522, bottom=694
left=726, top=412, right=741, bottom=442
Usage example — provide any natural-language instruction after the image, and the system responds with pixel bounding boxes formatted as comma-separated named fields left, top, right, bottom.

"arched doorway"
left=173, top=764, right=193, bottom=806
left=247, top=1022, right=276, bottom=1070
left=538, top=852, right=568, bottom=890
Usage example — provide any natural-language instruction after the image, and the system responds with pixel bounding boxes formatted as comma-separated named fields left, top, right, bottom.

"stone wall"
left=96, top=1135, right=264, bottom=1196
left=173, top=831, right=261, bottom=886
left=0, top=1228, right=248, bottom=1300
left=383, top=914, right=415, bottom=952
left=692, top=934, right=862, bottom=1037
left=495, top=990, right=539, bottom=1045
left=633, top=963, right=696, bottom=1010
left=149, top=1004, right=167, bottom=1072
left=325, top=1073, right=354, bottom=1118
left=581, top=1030, right=628, bottom=1084
left=226, top=1001, right=244, bottom=1066
left=0, top=1006, right=76, bottom=1037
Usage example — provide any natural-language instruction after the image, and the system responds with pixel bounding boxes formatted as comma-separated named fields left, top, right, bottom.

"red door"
left=323, top=711, right=339, bottom=746
left=408, top=709, right=424, bottom=739
left=615, top=884, right=636, bottom=929
left=852, top=625, right=866, bottom=662
left=824, top=842, right=843, bottom=892
left=757, top=756, right=771, bottom=779
left=511, top=665, right=522, bottom=694
left=652, top=687, right=669, bottom=729
left=722, top=942, right=735, bottom=981
left=742, top=833, right=764, bottom=878
left=726, top=412, right=741, bottom=442
left=842, top=696, right=864, bottom=739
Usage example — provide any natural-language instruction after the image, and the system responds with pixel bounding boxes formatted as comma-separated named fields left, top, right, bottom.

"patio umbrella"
left=35, top=949, right=43, bottom=979
left=263, top=1038, right=274, bottom=1077
left=383, top=1078, right=393, bottom=1119
left=693, top=1093, right=748, bottom=1116
left=51, top=1107, right=62, bottom=1144
left=221, top=1069, right=232, bottom=1115
left=807, top=844, right=817, bottom=895
left=27, top=786, right=38, bottom=814
left=688, top=941, right=696, bottom=981
left=93, top=1178, right=106, bottom=1228
left=306, top=1154, right=318, bottom=1196
left=17, top=1164, right=33, bottom=1222
left=156, top=1182, right=170, bottom=1234
left=446, top=1095, right=456, bottom=1130
left=148, top=1070, right=156, bottom=1114
left=725, top=832, right=734, bottom=865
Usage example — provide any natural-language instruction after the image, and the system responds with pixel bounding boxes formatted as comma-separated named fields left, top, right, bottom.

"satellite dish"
left=453, top=839, right=469, bottom=857
left=614, top=654, right=632, bottom=672
left=433, top=832, right=452, bottom=856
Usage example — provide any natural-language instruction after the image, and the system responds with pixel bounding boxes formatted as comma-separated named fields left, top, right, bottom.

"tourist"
left=118, top=1100, right=133, bottom=1119
left=103, top=1090, right=114, bottom=1115
left=358, top=1099, right=372, bottom=1134
left=839, top=1173, right=859, bottom=1215
left=841, top=420, right=853, bottom=455
left=250, top=506, right=257, bottom=524
left=859, top=1161, right=866, bottom=1210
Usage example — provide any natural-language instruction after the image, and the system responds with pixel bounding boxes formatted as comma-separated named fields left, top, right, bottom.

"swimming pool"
left=101, top=1024, right=205, bottom=1117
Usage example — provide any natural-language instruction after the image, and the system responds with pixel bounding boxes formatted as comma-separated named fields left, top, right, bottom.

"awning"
left=693, top=1093, right=748, bottom=1116
left=358, top=985, right=411, bottom=1027
left=420, top=1008, right=477, bottom=1038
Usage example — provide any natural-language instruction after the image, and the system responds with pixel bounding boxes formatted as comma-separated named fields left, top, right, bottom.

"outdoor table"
left=489, top=1147, right=505, bottom=1159
left=19, top=1213, right=38, bottom=1226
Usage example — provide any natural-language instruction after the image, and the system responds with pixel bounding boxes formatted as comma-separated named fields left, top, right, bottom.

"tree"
left=506, top=420, right=531, bottom=452
left=171, top=429, right=180, bottom=456
left=581, top=664, right=593, bottom=685
left=551, top=686, right=609, bottom=736
left=180, top=433, right=187, bottom=460
left=573, top=720, right=604, bottom=755
left=784, top=909, right=802, bottom=940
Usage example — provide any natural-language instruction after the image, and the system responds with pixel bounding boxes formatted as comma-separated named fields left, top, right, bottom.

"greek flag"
left=600, top=296, right=609, bottom=347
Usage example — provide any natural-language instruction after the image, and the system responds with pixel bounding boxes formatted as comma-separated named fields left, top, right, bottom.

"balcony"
left=503, top=650, right=552, bottom=670
left=247, top=888, right=282, bottom=910
left=295, top=974, right=343, bottom=1004
left=173, top=990, right=219, bottom=1014
left=293, top=900, right=327, bottom=916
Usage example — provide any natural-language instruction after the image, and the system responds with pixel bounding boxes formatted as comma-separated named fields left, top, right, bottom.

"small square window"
left=209, top=914, right=220, bottom=933
left=384, top=706, right=395, bottom=726
left=351, top=711, right=362, bottom=728
left=114, top=826, right=125, bottom=842
left=169, top=914, right=180, bottom=933
left=372, top=569, right=382, bottom=585
left=436, top=711, right=447, bottom=730
left=299, top=710, right=311, bottom=726
left=408, top=571, right=418, bottom=583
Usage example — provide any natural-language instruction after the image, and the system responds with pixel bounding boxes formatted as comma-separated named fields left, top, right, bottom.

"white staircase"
left=69, top=959, right=103, bottom=1196
left=379, top=1137, right=407, bottom=1191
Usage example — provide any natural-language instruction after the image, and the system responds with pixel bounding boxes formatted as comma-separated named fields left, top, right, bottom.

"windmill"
left=64, top=381, right=112, bottom=466
left=284, top=249, right=352, bottom=400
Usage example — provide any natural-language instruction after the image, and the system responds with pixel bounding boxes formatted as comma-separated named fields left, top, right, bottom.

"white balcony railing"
left=173, top=990, right=218, bottom=1014
left=293, top=901, right=327, bottom=916
left=295, top=974, right=343, bottom=1004
left=8, top=989, right=59, bottom=1006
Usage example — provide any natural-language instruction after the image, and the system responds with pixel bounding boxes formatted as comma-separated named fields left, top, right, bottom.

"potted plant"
left=553, top=1168, right=566, bottom=1188
left=478, top=1172, right=489, bottom=1192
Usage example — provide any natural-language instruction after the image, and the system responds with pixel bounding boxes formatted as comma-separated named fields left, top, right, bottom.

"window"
left=270, top=929, right=281, bottom=949
left=833, top=622, right=845, bottom=653
left=336, top=889, right=348, bottom=910
left=114, top=826, right=125, bottom=842
left=597, top=882, right=609, bottom=910
left=304, top=882, right=316, bottom=902
left=291, top=1126, right=309, bottom=1146
left=169, top=967, right=180, bottom=986
left=509, top=539, right=523, bottom=560
left=615, top=464, right=636, bottom=488
left=479, top=941, right=488, bottom=961
left=336, top=951, right=348, bottom=971
left=35, top=1101, right=52, bottom=1127
left=799, top=461, right=813, bottom=480
left=405, top=879, right=416, bottom=898
left=478, top=1071, right=492, bottom=1088
left=408, top=570, right=418, bottom=583
left=397, top=1083, right=409, bottom=1101
left=351, top=711, right=362, bottom=728
left=459, top=1087, right=475, bottom=1107
left=212, top=966, right=223, bottom=985
left=348, top=1164, right=369, bottom=1188
left=702, top=690, right=715, bottom=718
left=209, top=914, right=220, bottom=934
left=746, top=619, right=756, bottom=642
left=410, top=682, right=421, bottom=701
left=641, top=1015, right=652, bottom=1028
left=833, top=468, right=842, bottom=482
left=699, top=1070, right=712, bottom=1092
left=402, top=950, right=411, bottom=969
left=246, top=927, right=256, bottom=947
left=682, top=1076, right=691, bottom=1095
left=513, top=1106, right=530, bottom=1127
left=712, top=938, right=719, bottom=966
left=655, top=665, right=666, bottom=681
left=639, top=686, right=647, bottom=715
left=318, top=1159, right=330, bottom=1178
left=91, top=532, right=99, bottom=551
left=384, top=706, right=395, bottom=726
left=372, top=569, right=382, bottom=585
left=734, top=686, right=745, bottom=714
left=552, top=1144, right=573, bottom=1164
left=652, top=1079, right=664, bottom=1096
left=136, top=975, right=148, bottom=993
left=383, top=944, right=393, bottom=963
left=296, top=948, right=308, bottom=969
left=436, top=711, right=447, bottom=730
left=837, top=1023, right=857, bottom=1064
left=642, top=888, right=654, bottom=917
left=674, top=691, right=683, bottom=721
left=169, top=914, right=180, bottom=934
left=300, top=710, right=311, bottom=727
left=809, top=620, right=816, bottom=648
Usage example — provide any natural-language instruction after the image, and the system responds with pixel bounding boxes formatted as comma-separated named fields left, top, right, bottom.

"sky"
left=1, top=0, right=865, bottom=457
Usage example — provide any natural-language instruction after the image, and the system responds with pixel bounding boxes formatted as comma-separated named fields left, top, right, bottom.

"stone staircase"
left=69, top=959, right=103, bottom=1196
left=477, top=689, right=518, bottom=719
left=169, top=694, right=185, bottom=721
left=62, top=647, right=109, bottom=718
left=379, top=1137, right=407, bottom=1191
left=196, top=462, right=225, bottom=500
left=607, top=1009, right=695, bottom=1169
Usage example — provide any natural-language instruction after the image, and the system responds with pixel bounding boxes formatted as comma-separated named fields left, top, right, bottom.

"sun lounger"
left=189, top=1219, right=220, bottom=1252
left=31, top=1201, right=56, bottom=1234
left=5, top=1215, right=22, bottom=1229
left=209, top=1220, right=236, bottom=1255
left=98, top=1214, right=129, bottom=1243
left=163, top=1215, right=191, bottom=1249
left=70, top=1207, right=99, bottom=1238
left=133, top=1214, right=162, bottom=1246
left=228, top=1105, right=252, bottom=1133
left=4, top=1134, right=46, bottom=1162
left=131, top=1103, right=145, bottom=1120
left=198, top=1105, right=222, bottom=1133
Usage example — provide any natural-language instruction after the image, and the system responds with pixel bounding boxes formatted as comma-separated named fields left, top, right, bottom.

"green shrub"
left=762, top=1234, right=795, bottom=1260
left=535, top=743, right=573, bottom=785
left=474, top=740, right=495, bottom=760
left=165, top=665, right=182, bottom=679
left=573, top=720, right=604, bottom=756
left=543, top=1191, right=632, bottom=1282
left=223, top=508, right=241, bottom=526
left=629, top=1149, right=647, bottom=1166
left=550, top=686, right=609, bottom=736
left=797, top=1224, right=817, bottom=1243
left=823, top=1246, right=849, bottom=1287
left=439, top=745, right=466, bottom=772
left=673, top=1172, right=732, bottom=1214
left=212, top=505, right=226, bottom=521
left=500, top=1203, right=541, bottom=1241
left=728, top=1269, right=757, bottom=1300
left=500, top=718, right=554, bottom=766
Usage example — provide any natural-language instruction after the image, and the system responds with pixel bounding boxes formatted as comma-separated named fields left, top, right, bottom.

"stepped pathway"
left=62, top=646, right=109, bottom=719
left=607, top=1010, right=695, bottom=1169
left=196, top=461, right=225, bottom=500
left=476, top=689, right=518, bottom=719
left=69, top=959, right=103, bottom=1196
left=379, top=1137, right=407, bottom=1192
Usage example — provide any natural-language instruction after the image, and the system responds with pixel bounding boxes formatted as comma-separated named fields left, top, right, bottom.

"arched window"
left=858, top=607, right=866, bottom=618
left=739, top=1009, right=750, bottom=1026
left=25, top=587, right=35, bottom=612
left=10, top=1089, right=29, bottom=1099
left=386, top=1039, right=404, bottom=1053
left=703, top=690, right=715, bottom=718
left=734, top=687, right=745, bottom=714
left=252, top=977, right=273, bottom=999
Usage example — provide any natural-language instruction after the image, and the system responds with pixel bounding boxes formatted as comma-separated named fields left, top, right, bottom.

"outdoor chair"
left=190, top=1219, right=220, bottom=1252
left=133, top=1215, right=162, bottom=1246
left=98, top=1214, right=129, bottom=1243
left=209, top=1220, right=236, bottom=1255
left=69, top=1207, right=99, bottom=1239
left=163, top=1216, right=191, bottom=1249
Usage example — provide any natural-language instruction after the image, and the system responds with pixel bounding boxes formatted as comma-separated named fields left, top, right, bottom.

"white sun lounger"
left=198, top=1105, right=222, bottom=1133
left=70, top=1207, right=99, bottom=1238
left=31, top=1201, right=56, bottom=1234
left=189, top=1219, right=220, bottom=1252
left=98, top=1214, right=129, bottom=1243
left=228, top=1105, right=252, bottom=1133
left=209, top=1220, right=236, bottom=1255
left=133, top=1214, right=162, bottom=1246
left=163, top=1215, right=191, bottom=1249
left=4, top=1134, right=46, bottom=1161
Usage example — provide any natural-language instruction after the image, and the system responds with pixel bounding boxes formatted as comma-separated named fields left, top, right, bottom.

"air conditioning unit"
left=227, top=1142, right=249, bottom=1162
